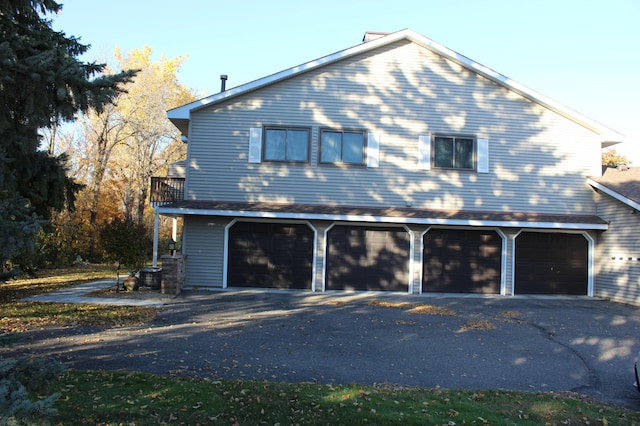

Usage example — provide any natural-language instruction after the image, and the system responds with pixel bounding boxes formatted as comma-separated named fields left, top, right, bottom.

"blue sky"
left=52, top=0, right=640, bottom=162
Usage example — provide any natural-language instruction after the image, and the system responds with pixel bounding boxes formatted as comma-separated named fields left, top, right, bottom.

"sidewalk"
left=22, top=279, right=169, bottom=307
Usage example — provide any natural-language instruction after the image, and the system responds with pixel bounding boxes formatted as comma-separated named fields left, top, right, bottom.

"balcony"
left=150, top=177, right=185, bottom=206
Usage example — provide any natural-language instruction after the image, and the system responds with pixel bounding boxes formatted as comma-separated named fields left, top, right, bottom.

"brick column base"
left=160, top=254, right=186, bottom=295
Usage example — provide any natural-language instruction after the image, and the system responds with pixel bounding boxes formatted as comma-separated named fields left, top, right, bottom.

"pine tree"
left=0, top=1, right=136, bottom=265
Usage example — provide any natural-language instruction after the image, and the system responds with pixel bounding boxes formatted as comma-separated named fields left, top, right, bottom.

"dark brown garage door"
left=326, top=225, right=410, bottom=291
left=422, top=229, right=501, bottom=293
left=514, top=232, right=588, bottom=295
left=227, top=222, right=313, bottom=289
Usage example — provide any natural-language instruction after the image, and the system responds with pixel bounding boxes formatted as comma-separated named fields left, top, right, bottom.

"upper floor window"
left=320, top=129, right=366, bottom=165
left=264, top=127, right=310, bottom=162
left=433, top=135, right=474, bottom=170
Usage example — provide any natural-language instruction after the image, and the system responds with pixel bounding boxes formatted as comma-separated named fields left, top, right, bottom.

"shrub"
left=99, top=219, right=149, bottom=275
left=0, top=356, right=65, bottom=425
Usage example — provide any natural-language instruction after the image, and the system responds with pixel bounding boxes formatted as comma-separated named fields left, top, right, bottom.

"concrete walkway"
left=22, top=279, right=169, bottom=307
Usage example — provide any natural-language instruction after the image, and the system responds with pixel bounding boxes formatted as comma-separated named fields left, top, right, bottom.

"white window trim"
left=248, top=127, right=263, bottom=163
left=367, top=132, right=380, bottom=168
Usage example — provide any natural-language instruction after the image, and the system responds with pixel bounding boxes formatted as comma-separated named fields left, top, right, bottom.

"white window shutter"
left=248, top=127, right=262, bottom=163
left=418, top=134, right=431, bottom=170
left=367, top=132, right=380, bottom=168
left=477, top=138, right=489, bottom=173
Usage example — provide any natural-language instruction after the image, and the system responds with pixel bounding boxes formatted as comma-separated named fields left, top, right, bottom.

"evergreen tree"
left=0, top=0, right=136, bottom=265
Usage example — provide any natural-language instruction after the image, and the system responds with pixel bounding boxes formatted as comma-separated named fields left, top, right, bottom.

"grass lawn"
left=0, top=265, right=159, bottom=332
left=2, top=266, right=640, bottom=425
left=49, top=370, right=640, bottom=425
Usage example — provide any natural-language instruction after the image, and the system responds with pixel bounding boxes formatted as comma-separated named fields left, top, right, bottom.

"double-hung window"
left=433, top=135, right=475, bottom=170
left=263, top=127, right=310, bottom=162
left=320, top=129, right=366, bottom=165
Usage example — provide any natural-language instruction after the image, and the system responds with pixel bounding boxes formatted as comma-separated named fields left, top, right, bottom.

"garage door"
left=326, top=225, right=410, bottom=291
left=422, top=229, right=502, bottom=293
left=514, top=232, right=588, bottom=295
left=227, top=222, right=313, bottom=289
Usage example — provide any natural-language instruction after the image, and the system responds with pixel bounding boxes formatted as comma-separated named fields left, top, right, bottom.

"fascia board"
left=155, top=206, right=608, bottom=230
left=588, top=178, right=640, bottom=211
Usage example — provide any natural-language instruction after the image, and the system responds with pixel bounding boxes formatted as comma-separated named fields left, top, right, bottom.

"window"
left=433, top=135, right=474, bottom=170
left=263, top=127, right=309, bottom=162
left=320, top=129, right=366, bottom=165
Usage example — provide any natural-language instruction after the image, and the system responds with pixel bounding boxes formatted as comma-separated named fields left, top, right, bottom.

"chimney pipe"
left=220, top=74, right=228, bottom=92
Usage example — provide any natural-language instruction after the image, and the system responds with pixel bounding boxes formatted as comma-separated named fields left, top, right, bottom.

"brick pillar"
left=161, top=254, right=186, bottom=295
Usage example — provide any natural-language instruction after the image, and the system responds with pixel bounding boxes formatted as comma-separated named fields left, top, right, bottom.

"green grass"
left=2, top=267, right=640, bottom=424
left=50, top=370, right=639, bottom=425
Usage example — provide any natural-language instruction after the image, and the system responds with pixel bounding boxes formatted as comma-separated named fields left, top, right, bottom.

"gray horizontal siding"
left=183, top=216, right=228, bottom=288
left=594, top=194, right=640, bottom=304
left=185, top=39, right=601, bottom=216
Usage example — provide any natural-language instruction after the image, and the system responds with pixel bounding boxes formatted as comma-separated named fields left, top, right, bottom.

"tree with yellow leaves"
left=46, top=47, right=197, bottom=263
left=110, top=46, right=196, bottom=225
left=602, top=148, right=631, bottom=167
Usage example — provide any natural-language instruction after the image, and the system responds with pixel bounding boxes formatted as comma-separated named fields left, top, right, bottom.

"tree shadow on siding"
left=230, top=38, right=596, bottom=214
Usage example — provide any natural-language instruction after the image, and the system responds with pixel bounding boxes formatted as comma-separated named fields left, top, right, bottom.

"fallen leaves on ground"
left=368, top=300, right=458, bottom=316
left=459, top=319, right=496, bottom=332
left=0, top=302, right=160, bottom=332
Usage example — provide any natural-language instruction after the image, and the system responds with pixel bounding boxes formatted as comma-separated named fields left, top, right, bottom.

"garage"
left=227, top=222, right=313, bottom=289
left=326, top=225, right=410, bottom=291
left=514, top=232, right=588, bottom=295
left=422, top=228, right=502, bottom=293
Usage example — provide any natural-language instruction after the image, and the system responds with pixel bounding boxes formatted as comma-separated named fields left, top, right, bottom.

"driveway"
left=4, top=289, right=640, bottom=410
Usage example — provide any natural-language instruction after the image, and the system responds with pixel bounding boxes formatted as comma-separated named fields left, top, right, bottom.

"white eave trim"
left=155, top=206, right=608, bottom=230
left=167, top=29, right=623, bottom=142
left=588, top=178, right=640, bottom=211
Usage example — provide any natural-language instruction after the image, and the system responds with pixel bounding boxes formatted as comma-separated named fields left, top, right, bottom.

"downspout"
left=152, top=210, right=159, bottom=267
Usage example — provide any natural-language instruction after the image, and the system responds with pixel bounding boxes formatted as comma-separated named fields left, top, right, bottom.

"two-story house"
left=152, top=29, right=636, bottom=300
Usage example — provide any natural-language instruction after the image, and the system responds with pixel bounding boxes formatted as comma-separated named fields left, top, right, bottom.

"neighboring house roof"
left=587, top=166, right=640, bottom=211
left=168, top=28, right=623, bottom=146
left=157, top=200, right=608, bottom=230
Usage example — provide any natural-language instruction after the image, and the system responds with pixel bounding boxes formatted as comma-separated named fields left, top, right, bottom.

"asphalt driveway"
left=4, top=289, right=640, bottom=410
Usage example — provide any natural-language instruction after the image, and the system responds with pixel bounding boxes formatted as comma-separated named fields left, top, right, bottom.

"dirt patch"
left=84, top=285, right=175, bottom=301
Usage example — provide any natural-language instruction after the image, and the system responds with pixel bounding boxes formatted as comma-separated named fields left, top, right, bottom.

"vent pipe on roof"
left=220, top=74, right=228, bottom=92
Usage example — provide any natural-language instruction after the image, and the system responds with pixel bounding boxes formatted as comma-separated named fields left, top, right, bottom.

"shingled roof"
left=157, top=200, right=608, bottom=230
left=588, top=166, right=640, bottom=210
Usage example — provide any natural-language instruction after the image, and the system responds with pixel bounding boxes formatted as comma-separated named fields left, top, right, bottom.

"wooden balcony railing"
left=150, top=177, right=185, bottom=206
